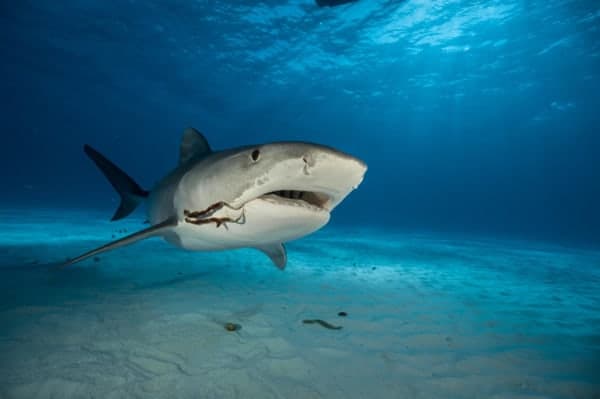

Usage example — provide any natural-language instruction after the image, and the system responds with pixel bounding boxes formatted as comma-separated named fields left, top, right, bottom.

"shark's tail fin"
left=84, top=144, right=149, bottom=221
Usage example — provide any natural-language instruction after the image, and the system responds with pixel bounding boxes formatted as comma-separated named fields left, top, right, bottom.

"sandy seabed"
left=0, top=209, right=599, bottom=399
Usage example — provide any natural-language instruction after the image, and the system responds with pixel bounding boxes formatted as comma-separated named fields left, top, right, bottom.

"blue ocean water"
left=1, top=1, right=599, bottom=398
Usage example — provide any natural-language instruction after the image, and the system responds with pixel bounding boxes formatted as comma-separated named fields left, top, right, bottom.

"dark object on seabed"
left=302, top=319, right=343, bottom=330
left=224, top=322, right=242, bottom=332
left=338, top=311, right=348, bottom=317
left=315, top=0, right=358, bottom=7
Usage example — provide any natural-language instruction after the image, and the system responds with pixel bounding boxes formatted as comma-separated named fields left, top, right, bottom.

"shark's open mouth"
left=261, top=190, right=331, bottom=211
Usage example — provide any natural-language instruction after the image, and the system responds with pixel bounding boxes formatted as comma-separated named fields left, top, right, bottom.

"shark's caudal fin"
left=84, top=145, right=149, bottom=221
left=62, top=217, right=177, bottom=266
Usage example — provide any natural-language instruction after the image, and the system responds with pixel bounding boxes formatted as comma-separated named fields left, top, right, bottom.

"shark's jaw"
left=227, top=191, right=332, bottom=245
left=242, top=189, right=333, bottom=240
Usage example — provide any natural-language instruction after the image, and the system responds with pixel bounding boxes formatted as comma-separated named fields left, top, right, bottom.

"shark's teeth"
left=273, top=190, right=304, bottom=200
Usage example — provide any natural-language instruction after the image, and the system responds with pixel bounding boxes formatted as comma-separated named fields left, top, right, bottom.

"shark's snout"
left=297, top=145, right=367, bottom=211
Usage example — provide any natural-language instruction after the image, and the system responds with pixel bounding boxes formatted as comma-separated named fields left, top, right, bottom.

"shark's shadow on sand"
left=0, top=242, right=220, bottom=311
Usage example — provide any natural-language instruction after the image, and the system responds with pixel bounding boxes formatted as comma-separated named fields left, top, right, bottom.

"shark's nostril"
left=302, top=154, right=314, bottom=175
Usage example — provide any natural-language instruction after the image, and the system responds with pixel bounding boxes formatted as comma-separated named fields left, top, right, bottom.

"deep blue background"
left=1, top=1, right=599, bottom=244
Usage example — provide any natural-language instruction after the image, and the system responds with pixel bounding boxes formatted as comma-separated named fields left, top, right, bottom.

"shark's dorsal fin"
left=256, top=243, right=287, bottom=270
left=180, top=127, right=211, bottom=164
left=62, top=217, right=177, bottom=267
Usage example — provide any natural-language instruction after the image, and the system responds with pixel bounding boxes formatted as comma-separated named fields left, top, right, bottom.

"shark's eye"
left=251, top=149, right=260, bottom=162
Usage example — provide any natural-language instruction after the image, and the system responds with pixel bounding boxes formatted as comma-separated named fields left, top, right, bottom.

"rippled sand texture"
left=0, top=210, right=598, bottom=398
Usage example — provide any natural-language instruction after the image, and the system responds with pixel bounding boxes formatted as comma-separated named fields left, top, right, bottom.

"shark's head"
left=175, top=140, right=367, bottom=245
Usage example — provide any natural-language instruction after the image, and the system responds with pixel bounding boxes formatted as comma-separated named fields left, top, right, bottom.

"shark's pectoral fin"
left=256, top=243, right=287, bottom=270
left=180, top=127, right=211, bottom=164
left=63, top=217, right=177, bottom=267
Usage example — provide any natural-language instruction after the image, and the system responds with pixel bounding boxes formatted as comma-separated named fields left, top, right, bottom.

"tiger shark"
left=65, top=128, right=367, bottom=269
